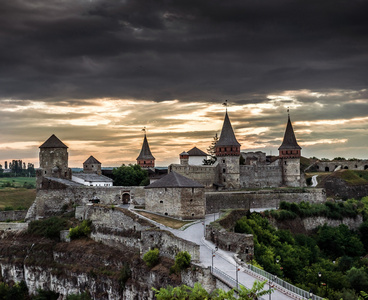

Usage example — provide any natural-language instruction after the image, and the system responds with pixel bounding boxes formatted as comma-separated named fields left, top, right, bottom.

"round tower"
left=215, top=109, right=241, bottom=189
left=278, top=112, right=302, bottom=187
left=38, top=134, right=71, bottom=181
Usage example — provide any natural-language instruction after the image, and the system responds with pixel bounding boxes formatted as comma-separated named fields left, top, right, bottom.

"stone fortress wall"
left=26, top=178, right=145, bottom=220
left=311, top=159, right=368, bottom=172
left=145, top=186, right=205, bottom=220
left=169, top=163, right=220, bottom=189
left=205, top=188, right=326, bottom=214
left=76, top=205, right=201, bottom=262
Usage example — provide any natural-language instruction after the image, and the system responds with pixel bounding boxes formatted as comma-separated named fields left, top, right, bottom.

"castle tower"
left=179, top=151, right=189, bottom=165
left=215, top=108, right=241, bottom=189
left=278, top=112, right=302, bottom=187
left=137, top=132, right=155, bottom=168
left=83, top=156, right=102, bottom=175
left=39, top=134, right=71, bottom=180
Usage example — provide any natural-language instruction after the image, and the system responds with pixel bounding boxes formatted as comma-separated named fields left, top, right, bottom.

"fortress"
left=169, top=109, right=304, bottom=190
left=24, top=107, right=327, bottom=223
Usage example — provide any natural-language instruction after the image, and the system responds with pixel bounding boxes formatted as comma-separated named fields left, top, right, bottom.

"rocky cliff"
left=0, top=231, right=184, bottom=299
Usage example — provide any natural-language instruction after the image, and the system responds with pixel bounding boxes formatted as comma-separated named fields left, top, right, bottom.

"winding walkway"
left=129, top=207, right=300, bottom=300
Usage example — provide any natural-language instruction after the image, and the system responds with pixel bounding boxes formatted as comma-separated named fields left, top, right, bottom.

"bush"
left=68, top=220, right=92, bottom=240
left=28, top=217, right=68, bottom=240
left=118, top=263, right=131, bottom=290
left=171, top=251, right=191, bottom=273
left=143, top=248, right=159, bottom=268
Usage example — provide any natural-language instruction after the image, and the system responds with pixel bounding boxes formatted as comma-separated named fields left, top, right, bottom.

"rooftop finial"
left=142, top=127, right=146, bottom=134
left=223, top=100, right=228, bottom=111
left=287, top=107, right=290, bottom=119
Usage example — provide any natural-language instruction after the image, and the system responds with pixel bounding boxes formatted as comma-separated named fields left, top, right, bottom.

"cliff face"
left=0, top=232, right=182, bottom=299
left=318, top=170, right=368, bottom=200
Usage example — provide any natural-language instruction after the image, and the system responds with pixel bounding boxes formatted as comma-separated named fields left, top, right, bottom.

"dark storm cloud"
left=1, top=0, right=368, bottom=102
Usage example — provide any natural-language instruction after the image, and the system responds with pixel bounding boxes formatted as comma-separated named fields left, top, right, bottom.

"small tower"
left=278, top=111, right=302, bottom=187
left=179, top=151, right=189, bottom=165
left=83, top=156, right=102, bottom=175
left=137, top=131, right=155, bottom=168
left=215, top=103, right=241, bottom=189
left=38, top=134, right=71, bottom=181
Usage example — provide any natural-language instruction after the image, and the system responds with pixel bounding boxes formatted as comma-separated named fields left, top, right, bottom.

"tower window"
left=284, top=161, right=287, bottom=165
left=223, top=169, right=226, bottom=173
left=222, top=160, right=225, bottom=163
left=160, top=200, right=163, bottom=203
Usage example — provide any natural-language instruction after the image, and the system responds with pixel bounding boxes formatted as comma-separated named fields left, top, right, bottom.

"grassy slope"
left=0, top=177, right=36, bottom=209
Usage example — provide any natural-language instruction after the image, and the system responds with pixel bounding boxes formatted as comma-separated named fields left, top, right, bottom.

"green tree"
left=68, top=220, right=92, bottom=240
left=112, top=164, right=149, bottom=186
left=143, top=248, right=160, bottom=268
left=203, top=134, right=218, bottom=165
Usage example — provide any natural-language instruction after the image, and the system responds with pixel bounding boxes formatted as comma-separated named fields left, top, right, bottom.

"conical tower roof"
left=278, top=115, right=301, bottom=150
left=137, top=134, right=155, bottom=160
left=39, top=134, right=68, bottom=148
left=216, top=111, right=241, bottom=147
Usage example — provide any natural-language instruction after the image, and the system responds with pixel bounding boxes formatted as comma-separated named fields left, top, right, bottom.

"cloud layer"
left=0, top=0, right=367, bottom=167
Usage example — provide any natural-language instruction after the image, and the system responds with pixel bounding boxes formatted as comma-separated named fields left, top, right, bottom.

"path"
left=130, top=207, right=298, bottom=300
left=311, top=175, right=318, bottom=187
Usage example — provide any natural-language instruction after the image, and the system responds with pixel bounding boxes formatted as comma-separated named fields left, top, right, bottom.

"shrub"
left=118, top=263, right=131, bottom=290
left=171, top=251, right=191, bottom=273
left=143, top=248, right=159, bottom=268
left=68, top=220, right=92, bottom=240
left=28, top=216, right=68, bottom=240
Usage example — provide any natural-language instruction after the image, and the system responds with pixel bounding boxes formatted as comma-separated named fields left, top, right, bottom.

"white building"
left=187, top=147, right=208, bottom=165
left=72, top=173, right=113, bottom=187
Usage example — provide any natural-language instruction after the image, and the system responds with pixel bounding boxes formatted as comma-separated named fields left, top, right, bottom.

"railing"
left=212, top=267, right=266, bottom=300
left=247, top=264, right=323, bottom=300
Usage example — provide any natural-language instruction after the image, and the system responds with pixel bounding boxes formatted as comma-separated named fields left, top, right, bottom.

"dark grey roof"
left=84, top=156, right=101, bottom=165
left=216, top=111, right=241, bottom=147
left=137, top=134, right=155, bottom=160
left=278, top=115, right=302, bottom=150
left=72, top=173, right=113, bottom=182
left=145, top=171, right=204, bottom=189
left=187, top=147, right=207, bottom=156
left=39, top=134, right=68, bottom=148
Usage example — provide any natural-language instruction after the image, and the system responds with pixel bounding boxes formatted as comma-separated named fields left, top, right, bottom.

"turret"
left=83, top=156, right=102, bottom=175
left=137, top=133, right=155, bottom=168
left=215, top=107, right=241, bottom=189
left=179, top=151, right=189, bottom=165
left=278, top=112, right=302, bottom=187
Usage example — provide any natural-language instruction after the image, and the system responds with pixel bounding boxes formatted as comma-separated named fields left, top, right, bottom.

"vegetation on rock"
left=68, top=220, right=92, bottom=240
left=143, top=248, right=160, bottom=268
left=234, top=204, right=368, bottom=300
left=152, top=280, right=271, bottom=300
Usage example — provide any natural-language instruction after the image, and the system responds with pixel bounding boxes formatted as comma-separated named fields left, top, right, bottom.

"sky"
left=0, top=0, right=368, bottom=168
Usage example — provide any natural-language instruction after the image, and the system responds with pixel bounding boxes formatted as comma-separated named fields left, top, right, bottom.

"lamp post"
left=211, top=246, right=218, bottom=272
left=318, top=272, right=322, bottom=287
left=236, top=261, right=240, bottom=290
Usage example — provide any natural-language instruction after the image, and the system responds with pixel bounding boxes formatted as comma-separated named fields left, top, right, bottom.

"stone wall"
left=27, top=178, right=145, bottom=220
left=240, top=164, right=283, bottom=188
left=205, top=225, right=253, bottom=260
left=0, top=210, right=27, bottom=221
left=312, top=160, right=368, bottom=172
left=145, top=187, right=205, bottom=220
left=169, top=163, right=220, bottom=188
left=78, top=205, right=201, bottom=262
left=205, top=188, right=326, bottom=213
left=0, top=223, right=28, bottom=231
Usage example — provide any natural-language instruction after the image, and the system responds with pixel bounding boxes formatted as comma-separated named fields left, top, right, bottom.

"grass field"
left=136, top=211, right=193, bottom=229
left=0, top=177, right=36, bottom=188
left=0, top=177, right=36, bottom=209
